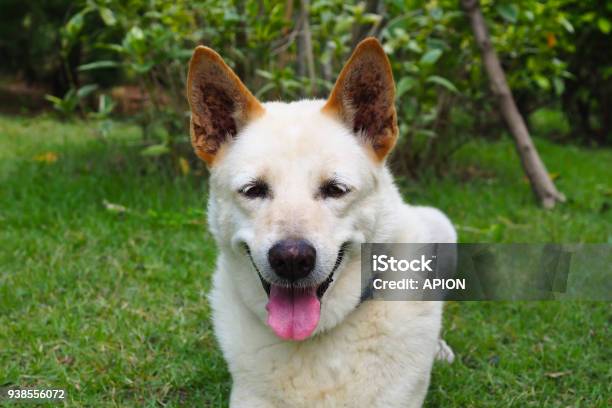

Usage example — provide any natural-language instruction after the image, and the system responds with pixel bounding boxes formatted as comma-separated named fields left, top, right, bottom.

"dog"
left=187, top=37, right=456, bottom=407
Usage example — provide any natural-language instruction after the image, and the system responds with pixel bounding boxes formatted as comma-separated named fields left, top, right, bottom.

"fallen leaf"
left=178, top=156, right=190, bottom=176
left=545, top=370, right=571, bottom=378
left=103, top=199, right=129, bottom=214
left=57, top=355, right=75, bottom=366
left=33, top=152, right=58, bottom=163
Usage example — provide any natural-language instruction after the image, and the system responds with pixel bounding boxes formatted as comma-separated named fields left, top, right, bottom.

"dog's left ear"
left=187, top=46, right=264, bottom=165
left=322, top=38, right=398, bottom=162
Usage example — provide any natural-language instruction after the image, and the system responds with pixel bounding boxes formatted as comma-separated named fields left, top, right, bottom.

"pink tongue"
left=266, top=285, right=320, bottom=341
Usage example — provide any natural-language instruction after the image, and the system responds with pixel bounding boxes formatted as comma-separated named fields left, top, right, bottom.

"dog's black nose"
left=268, top=239, right=316, bottom=281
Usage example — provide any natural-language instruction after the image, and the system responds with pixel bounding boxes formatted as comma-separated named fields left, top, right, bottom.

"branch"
left=297, top=0, right=316, bottom=96
left=461, top=0, right=565, bottom=208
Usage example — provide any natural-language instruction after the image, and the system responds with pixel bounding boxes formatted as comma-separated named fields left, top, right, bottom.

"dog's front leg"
left=230, top=384, right=276, bottom=408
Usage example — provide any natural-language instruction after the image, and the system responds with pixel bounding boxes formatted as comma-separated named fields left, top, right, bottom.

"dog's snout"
left=268, top=239, right=316, bottom=281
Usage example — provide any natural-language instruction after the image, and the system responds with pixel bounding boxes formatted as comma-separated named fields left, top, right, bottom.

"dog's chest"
left=250, top=302, right=439, bottom=407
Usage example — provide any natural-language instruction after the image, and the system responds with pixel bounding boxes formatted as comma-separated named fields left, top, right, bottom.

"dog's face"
left=187, top=38, right=398, bottom=341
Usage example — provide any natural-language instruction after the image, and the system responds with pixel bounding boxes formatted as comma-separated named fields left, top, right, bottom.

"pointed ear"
left=322, top=38, right=398, bottom=162
left=187, top=46, right=264, bottom=165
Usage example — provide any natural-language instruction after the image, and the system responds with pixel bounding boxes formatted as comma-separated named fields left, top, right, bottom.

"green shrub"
left=16, top=0, right=610, bottom=170
left=529, top=107, right=571, bottom=141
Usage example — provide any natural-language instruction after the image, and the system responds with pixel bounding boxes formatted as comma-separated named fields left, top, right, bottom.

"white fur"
left=206, top=100, right=456, bottom=407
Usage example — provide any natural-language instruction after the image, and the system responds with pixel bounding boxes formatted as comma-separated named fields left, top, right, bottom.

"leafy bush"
left=45, top=84, right=98, bottom=118
left=4, top=0, right=609, bottom=172
left=0, top=0, right=79, bottom=95
left=529, top=107, right=571, bottom=141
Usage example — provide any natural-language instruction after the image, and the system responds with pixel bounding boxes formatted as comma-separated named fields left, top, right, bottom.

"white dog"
left=187, top=38, right=455, bottom=407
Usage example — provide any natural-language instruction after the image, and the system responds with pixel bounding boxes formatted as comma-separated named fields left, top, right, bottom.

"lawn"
left=0, top=115, right=610, bottom=407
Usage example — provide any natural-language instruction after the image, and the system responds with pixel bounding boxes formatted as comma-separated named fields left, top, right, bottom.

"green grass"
left=528, top=107, right=571, bottom=142
left=0, top=115, right=610, bottom=407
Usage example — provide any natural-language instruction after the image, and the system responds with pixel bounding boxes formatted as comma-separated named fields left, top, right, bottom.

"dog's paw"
left=435, top=339, right=455, bottom=364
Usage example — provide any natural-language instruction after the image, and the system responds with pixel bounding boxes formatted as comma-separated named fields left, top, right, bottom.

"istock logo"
left=372, top=254, right=435, bottom=272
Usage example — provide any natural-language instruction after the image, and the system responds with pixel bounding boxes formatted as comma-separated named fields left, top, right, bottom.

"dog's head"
left=187, top=38, right=397, bottom=341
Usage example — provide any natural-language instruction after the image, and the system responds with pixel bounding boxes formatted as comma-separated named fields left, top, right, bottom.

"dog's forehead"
left=217, top=100, right=371, bottom=178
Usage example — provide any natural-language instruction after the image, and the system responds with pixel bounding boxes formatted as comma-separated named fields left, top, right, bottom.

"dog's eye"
left=320, top=180, right=350, bottom=199
left=239, top=180, right=269, bottom=199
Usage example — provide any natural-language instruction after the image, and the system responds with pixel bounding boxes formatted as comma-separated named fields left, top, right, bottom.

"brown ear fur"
left=187, top=46, right=264, bottom=165
left=322, top=38, right=398, bottom=161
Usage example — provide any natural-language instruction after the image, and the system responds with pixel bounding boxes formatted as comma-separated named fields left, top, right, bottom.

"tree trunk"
left=276, top=0, right=294, bottom=70
left=235, top=0, right=248, bottom=81
left=462, top=0, right=565, bottom=208
left=351, top=0, right=380, bottom=48
left=297, top=0, right=316, bottom=96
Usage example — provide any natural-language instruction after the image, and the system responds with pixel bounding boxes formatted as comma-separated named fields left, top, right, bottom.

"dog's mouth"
left=244, top=242, right=349, bottom=341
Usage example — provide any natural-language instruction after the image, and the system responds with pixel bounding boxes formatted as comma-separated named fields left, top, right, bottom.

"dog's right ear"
left=322, top=38, right=397, bottom=162
left=187, top=46, right=264, bottom=165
